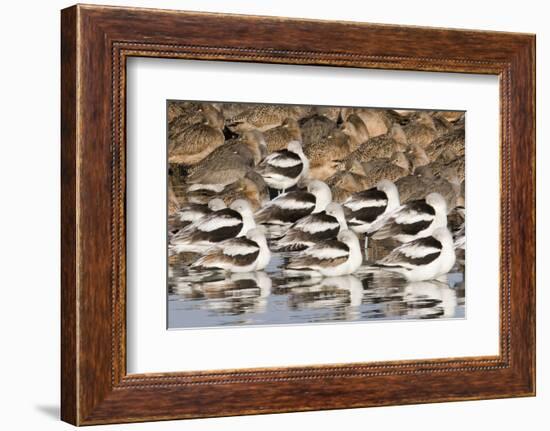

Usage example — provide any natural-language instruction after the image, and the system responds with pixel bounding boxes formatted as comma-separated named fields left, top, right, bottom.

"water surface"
left=168, top=243, right=465, bottom=329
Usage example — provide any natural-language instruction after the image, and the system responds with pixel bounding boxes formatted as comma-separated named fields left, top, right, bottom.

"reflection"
left=168, top=248, right=465, bottom=329
left=402, top=278, right=458, bottom=319
left=287, top=275, right=364, bottom=321
left=170, top=271, right=272, bottom=317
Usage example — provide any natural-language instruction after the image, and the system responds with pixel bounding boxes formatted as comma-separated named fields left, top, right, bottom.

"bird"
left=218, top=170, right=270, bottom=211
left=221, top=130, right=267, bottom=166
left=227, top=105, right=303, bottom=132
left=300, top=114, right=337, bottom=148
left=254, top=180, right=332, bottom=229
left=286, top=230, right=363, bottom=277
left=343, top=180, right=400, bottom=237
left=340, top=114, right=369, bottom=151
left=311, top=106, right=342, bottom=122
left=167, top=183, right=180, bottom=217
left=325, top=171, right=372, bottom=194
left=375, top=227, right=456, bottom=282
left=191, top=227, right=271, bottom=273
left=170, top=199, right=255, bottom=254
left=425, top=127, right=465, bottom=161
left=447, top=206, right=465, bottom=266
left=341, top=108, right=392, bottom=137
left=369, top=192, right=448, bottom=243
left=396, top=170, right=461, bottom=210
left=184, top=132, right=266, bottom=194
left=272, top=202, right=348, bottom=251
left=360, top=151, right=411, bottom=185
left=168, top=198, right=226, bottom=234
left=305, top=129, right=352, bottom=180
left=401, top=111, right=438, bottom=148
left=168, top=102, right=224, bottom=131
left=406, top=143, right=430, bottom=171
left=263, top=117, right=302, bottom=153
left=338, top=134, right=404, bottom=167
left=257, top=140, right=309, bottom=193
left=168, top=119, right=225, bottom=165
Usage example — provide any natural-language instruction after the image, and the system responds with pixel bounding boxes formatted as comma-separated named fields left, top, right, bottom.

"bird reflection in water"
left=168, top=249, right=464, bottom=329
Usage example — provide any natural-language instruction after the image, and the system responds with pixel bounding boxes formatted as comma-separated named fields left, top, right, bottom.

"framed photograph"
left=61, top=4, right=536, bottom=425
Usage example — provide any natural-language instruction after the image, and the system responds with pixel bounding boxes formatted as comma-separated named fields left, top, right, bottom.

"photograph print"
left=167, top=101, right=465, bottom=329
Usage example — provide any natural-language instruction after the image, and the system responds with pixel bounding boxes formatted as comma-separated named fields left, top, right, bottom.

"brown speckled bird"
left=406, top=143, right=431, bottom=171
left=300, top=114, right=337, bottom=148
left=361, top=152, right=411, bottom=186
left=184, top=130, right=266, bottom=188
left=401, top=112, right=438, bottom=148
left=342, top=108, right=392, bottom=138
left=340, top=114, right=369, bottom=151
left=264, top=118, right=302, bottom=153
left=396, top=172, right=460, bottom=209
left=338, top=134, right=403, bottom=168
left=306, top=129, right=352, bottom=180
left=425, top=128, right=465, bottom=161
left=326, top=171, right=372, bottom=193
left=227, top=105, right=303, bottom=132
left=168, top=102, right=224, bottom=134
left=168, top=120, right=225, bottom=165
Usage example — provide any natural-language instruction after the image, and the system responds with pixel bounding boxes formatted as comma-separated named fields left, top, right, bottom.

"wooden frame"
left=61, top=4, right=536, bottom=425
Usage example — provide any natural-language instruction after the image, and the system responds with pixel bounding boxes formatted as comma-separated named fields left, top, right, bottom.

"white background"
left=127, top=59, right=499, bottom=373
left=0, top=0, right=547, bottom=430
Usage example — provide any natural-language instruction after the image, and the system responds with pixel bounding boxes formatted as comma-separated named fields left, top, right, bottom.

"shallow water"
left=167, top=244, right=465, bottom=329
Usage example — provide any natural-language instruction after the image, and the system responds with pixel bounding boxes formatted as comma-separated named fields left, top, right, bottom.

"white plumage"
left=343, top=180, right=400, bottom=234
left=191, top=228, right=271, bottom=273
left=273, top=202, right=348, bottom=251
left=369, top=192, right=448, bottom=243
left=376, top=227, right=456, bottom=281
left=170, top=199, right=255, bottom=254
left=257, top=141, right=309, bottom=192
left=254, top=180, right=332, bottom=238
left=286, top=230, right=363, bottom=276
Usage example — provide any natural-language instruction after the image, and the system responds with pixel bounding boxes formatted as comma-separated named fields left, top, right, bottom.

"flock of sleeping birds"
left=167, top=102, right=465, bottom=283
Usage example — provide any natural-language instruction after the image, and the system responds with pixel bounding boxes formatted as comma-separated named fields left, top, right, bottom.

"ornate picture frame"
left=61, top=4, right=535, bottom=425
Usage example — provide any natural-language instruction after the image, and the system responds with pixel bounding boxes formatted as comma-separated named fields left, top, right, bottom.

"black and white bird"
left=169, top=198, right=226, bottom=235
left=257, top=140, right=309, bottom=193
left=170, top=199, right=255, bottom=254
left=375, top=227, right=456, bottom=282
left=191, top=228, right=271, bottom=273
left=369, top=192, right=448, bottom=243
left=286, top=230, right=363, bottom=276
left=343, top=179, right=400, bottom=237
left=272, top=202, right=348, bottom=251
left=255, top=180, right=332, bottom=237
left=447, top=205, right=465, bottom=263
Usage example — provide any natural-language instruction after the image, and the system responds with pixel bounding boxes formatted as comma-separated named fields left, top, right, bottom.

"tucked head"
left=425, top=192, right=447, bottom=213
left=242, top=130, right=267, bottom=160
left=282, top=117, right=299, bottom=129
left=337, top=229, right=358, bottom=245
left=432, top=227, right=453, bottom=244
left=287, top=140, right=303, bottom=154
left=207, top=198, right=226, bottom=211
left=246, top=227, right=267, bottom=243
left=390, top=151, right=410, bottom=171
left=341, top=114, right=369, bottom=140
left=325, top=202, right=345, bottom=219
left=415, top=165, right=434, bottom=178
left=229, top=199, right=253, bottom=214
left=307, top=180, right=331, bottom=198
